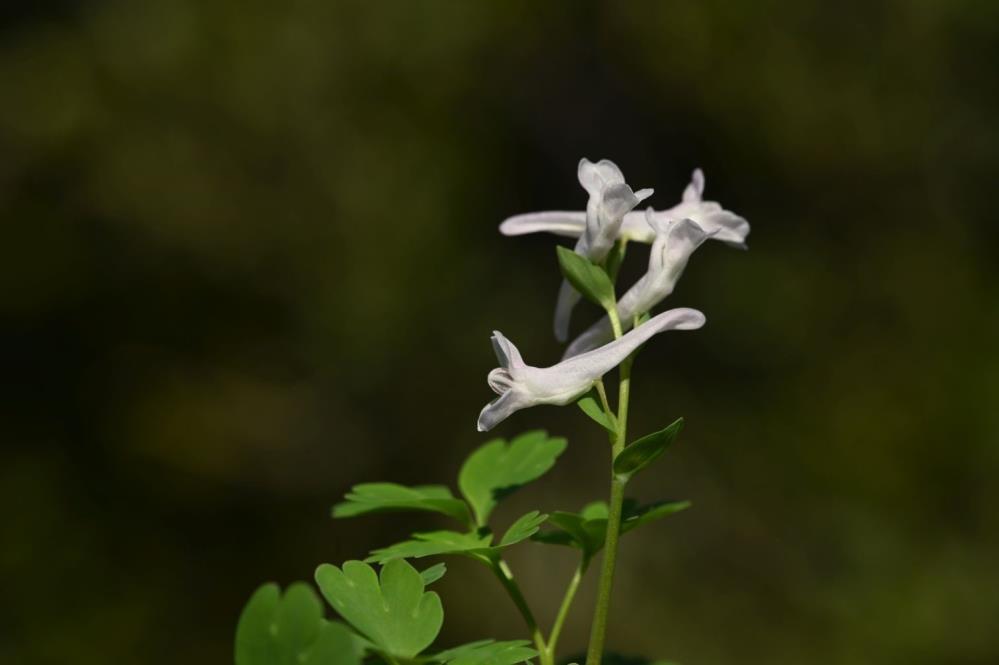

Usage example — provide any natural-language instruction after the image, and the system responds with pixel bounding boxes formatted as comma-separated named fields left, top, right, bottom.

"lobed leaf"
left=556, top=245, right=616, bottom=309
left=459, top=431, right=567, bottom=526
left=431, top=639, right=538, bottom=664
left=235, top=582, right=362, bottom=665
left=314, top=559, right=443, bottom=659
left=613, top=418, right=684, bottom=481
left=332, top=482, right=472, bottom=526
left=498, top=511, right=548, bottom=547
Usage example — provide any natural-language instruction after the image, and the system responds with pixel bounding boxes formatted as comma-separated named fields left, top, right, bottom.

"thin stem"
left=617, top=354, right=633, bottom=442
left=606, top=304, right=623, bottom=340
left=546, top=557, right=588, bottom=661
left=490, top=558, right=550, bottom=664
left=585, top=354, right=633, bottom=665
left=594, top=379, right=613, bottom=419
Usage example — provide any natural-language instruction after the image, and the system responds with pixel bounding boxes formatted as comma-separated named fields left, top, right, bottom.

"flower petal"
left=682, top=168, right=705, bottom=202
left=699, top=210, right=750, bottom=248
left=578, top=158, right=624, bottom=196
left=477, top=390, right=527, bottom=432
left=479, top=309, right=705, bottom=431
left=491, top=331, right=525, bottom=369
left=598, top=183, right=642, bottom=229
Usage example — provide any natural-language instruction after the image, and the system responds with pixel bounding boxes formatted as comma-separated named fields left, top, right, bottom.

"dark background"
left=2, top=1, right=997, bottom=663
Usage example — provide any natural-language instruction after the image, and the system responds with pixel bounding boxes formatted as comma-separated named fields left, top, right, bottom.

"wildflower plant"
left=234, top=159, right=749, bottom=665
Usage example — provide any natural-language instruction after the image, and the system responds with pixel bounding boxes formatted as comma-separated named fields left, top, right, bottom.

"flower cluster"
left=479, top=159, right=749, bottom=432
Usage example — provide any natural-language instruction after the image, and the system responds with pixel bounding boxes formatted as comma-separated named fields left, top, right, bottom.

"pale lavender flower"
left=552, top=159, right=653, bottom=343
left=500, top=168, right=749, bottom=249
left=477, top=308, right=705, bottom=432
left=562, top=214, right=712, bottom=359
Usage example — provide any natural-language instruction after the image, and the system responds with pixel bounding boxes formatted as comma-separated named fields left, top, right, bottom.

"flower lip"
left=487, top=367, right=514, bottom=395
left=578, top=158, right=624, bottom=196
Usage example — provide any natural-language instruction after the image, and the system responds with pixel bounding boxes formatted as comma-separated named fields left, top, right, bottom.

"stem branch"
left=546, top=557, right=588, bottom=660
left=490, top=558, right=549, bottom=664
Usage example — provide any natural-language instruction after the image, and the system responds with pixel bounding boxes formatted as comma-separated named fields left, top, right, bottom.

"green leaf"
left=556, top=245, right=615, bottom=309
left=459, top=431, right=567, bottom=526
left=315, top=559, right=443, bottom=659
left=420, top=562, right=447, bottom=586
left=499, top=511, right=548, bottom=547
left=622, top=500, right=691, bottom=533
left=534, top=507, right=607, bottom=556
left=368, top=513, right=546, bottom=565
left=533, top=500, right=690, bottom=558
left=235, top=582, right=362, bottom=665
left=613, top=418, right=684, bottom=481
left=576, top=392, right=617, bottom=434
left=431, top=639, right=537, bottom=664
left=366, top=530, right=494, bottom=564
left=332, top=482, right=472, bottom=526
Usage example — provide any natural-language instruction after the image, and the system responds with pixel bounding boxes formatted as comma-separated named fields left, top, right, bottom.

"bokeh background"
left=2, top=1, right=998, bottom=663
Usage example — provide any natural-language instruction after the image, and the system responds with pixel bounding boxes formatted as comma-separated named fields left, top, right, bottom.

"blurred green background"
left=2, top=1, right=997, bottom=663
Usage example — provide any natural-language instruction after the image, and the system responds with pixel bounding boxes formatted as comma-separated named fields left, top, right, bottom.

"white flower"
left=500, top=168, right=749, bottom=249
left=562, top=214, right=712, bottom=359
left=477, top=308, right=705, bottom=432
left=553, top=159, right=653, bottom=343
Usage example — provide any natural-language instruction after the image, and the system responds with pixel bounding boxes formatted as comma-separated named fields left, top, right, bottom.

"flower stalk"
left=489, top=557, right=550, bottom=663
left=585, top=313, right=635, bottom=664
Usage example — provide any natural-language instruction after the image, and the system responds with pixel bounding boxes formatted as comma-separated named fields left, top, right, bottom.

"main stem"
left=490, top=558, right=550, bottom=664
left=585, top=353, right=633, bottom=665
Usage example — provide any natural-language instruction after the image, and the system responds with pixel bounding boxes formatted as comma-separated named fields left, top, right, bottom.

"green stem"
left=617, top=355, right=633, bottom=442
left=585, top=355, right=633, bottom=665
left=606, top=304, right=623, bottom=340
left=546, top=557, right=588, bottom=661
left=490, top=558, right=550, bottom=664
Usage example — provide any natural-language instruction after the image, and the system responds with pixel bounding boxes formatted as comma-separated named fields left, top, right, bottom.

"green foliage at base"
left=235, top=583, right=362, bottom=665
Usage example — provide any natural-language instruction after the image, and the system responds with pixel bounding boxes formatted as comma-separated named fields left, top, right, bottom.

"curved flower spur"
left=500, top=167, right=750, bottom=250
left=477, top=307, right=705, bottom=432
left=553, top=159, right=653, bottom=342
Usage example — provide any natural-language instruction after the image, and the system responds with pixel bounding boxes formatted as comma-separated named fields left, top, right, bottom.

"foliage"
left=235, top=583, right=362, bottom=665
